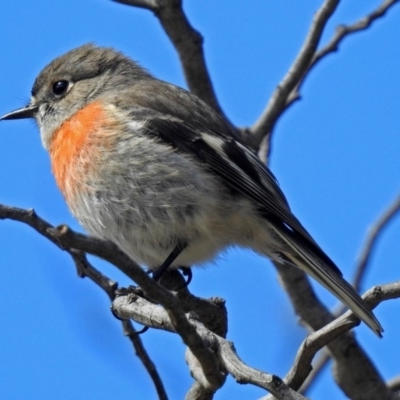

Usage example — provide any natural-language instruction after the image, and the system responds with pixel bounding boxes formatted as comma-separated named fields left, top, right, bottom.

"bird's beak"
left=0, top=104, right=38, bottom=121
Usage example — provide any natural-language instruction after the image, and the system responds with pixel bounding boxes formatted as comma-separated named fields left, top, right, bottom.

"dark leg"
left=152, top=242, right=187, bottom=282
left=177, top=266, right=193, bottom=288
left=114, top=243, right=188, bottom=335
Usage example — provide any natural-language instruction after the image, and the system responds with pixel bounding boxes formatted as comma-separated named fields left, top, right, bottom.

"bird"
left=0, top=44, right=382, bottom=336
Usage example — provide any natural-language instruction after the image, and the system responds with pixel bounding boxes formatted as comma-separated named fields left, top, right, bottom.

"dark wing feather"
left=141, top=116, right=341, bottom=275
left=128, top=112, right=382, bottom=335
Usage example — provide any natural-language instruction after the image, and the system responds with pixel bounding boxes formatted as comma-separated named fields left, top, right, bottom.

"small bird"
left=1, top=44, right=382, bottom=336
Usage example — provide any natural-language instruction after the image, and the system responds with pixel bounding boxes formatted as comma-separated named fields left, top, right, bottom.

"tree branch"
left=309, top=0, right=399, bottom=80
left=262, top=282, right=400, bottom=399
left=298, top=350, right=330, bottom=394
left=249, top=0, right=399, bottom=159
left=113, top=294, right=307, bottom=400
left=298, top=191, right=400, bottom=393
left=288, top=283, right=400, bottom=391
left=115, top=282, right=400, bottom=399
left=185, top=381, right=214, bottom=400
left=249, top=0, right=340, bottom=154
left=0, top=204, right=225, bottom=392
left=71, top=252, right=169, bottom=400
left=274, top=263, right=393, bottom=399
left=354, top=193, right=400, bottom=291
left=0, top=204, right=169, bottom=398
left=113, top=0, right=232, bottom=127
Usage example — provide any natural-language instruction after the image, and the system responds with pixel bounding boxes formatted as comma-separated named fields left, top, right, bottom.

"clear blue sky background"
left=0, top=1, right=399, bottom=399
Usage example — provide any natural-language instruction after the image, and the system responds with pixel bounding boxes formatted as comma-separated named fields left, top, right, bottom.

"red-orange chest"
left=49, top=100, right=107, bottom=204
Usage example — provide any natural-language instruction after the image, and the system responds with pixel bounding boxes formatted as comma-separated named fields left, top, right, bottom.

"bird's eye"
left=52, top=80, right=69, bottom=96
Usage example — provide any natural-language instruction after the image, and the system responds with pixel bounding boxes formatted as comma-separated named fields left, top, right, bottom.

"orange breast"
left=49, top=100, right=106, bottom=204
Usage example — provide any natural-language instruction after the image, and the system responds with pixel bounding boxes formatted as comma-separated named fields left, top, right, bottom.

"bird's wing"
left=126, top=112, right=382, bottom=336
left=136, top=115, right=340, bottom=272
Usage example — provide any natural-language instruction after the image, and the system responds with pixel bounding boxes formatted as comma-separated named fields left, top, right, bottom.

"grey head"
left=0, top=44, right=153, bottom=148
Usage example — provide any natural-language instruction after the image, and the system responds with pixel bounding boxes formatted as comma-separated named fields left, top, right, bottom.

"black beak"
left=0, top=104, right=38, bottom=121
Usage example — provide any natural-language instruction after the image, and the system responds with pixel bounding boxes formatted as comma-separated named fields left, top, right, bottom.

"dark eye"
left=52, top=80, right=69, bottom=96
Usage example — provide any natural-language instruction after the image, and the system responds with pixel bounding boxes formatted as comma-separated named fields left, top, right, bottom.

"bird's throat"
left=49, top=100, right=106, bottom=203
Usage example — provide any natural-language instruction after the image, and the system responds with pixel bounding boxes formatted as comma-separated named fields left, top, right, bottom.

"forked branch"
left=250, top=0, right=399, bottom=158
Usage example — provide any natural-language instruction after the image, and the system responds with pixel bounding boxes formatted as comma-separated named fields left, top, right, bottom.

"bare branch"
left=262, top=282, right=400, bottom=399
left=298, top=351, right=330, bottom=394
left=310, top=0, right=399, bottom=77
left=274, top=263, right=393, bottom=399
left=286, top=283, right=400, bottom=391
left=185, top=382, right=214, bottom=400
left=249, top=0, right=399, bottom=159
left=145, top=269, right=228, bottom=337
left=216, top=338, right=306, bottom=400
left=0, top=203, right=141, bottom=282
left=300, top=191, right=400, bottom=393
left=115, top=282, right=400, bottom=399
left=113, top=294, right=307, bottom=399
left=354, top=193, right=400, bottom=291
left=113, top=0, right=232, bottom=127
left=0, top=204, right=225, bottom=392
left=71, top=252, right=169, bottom=400
left=70, top=250, right=117, bottom=296
left=114, top=292, right=176, bottom=332
left=122, top=320, right=169, bottom=400
left=0, top=205, right=169, bottom=398
left=332, top=192, right=400, bottom=326
left=283, top=0, right=400, bottom=116
left=249, top=0, right=340, bottom=154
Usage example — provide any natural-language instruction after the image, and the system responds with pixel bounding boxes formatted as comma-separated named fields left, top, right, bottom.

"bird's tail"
left=269, top=224, right=383, bottom=337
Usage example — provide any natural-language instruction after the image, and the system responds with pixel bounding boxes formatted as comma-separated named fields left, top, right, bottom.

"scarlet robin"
left=1, top=44, right=383, bottom=335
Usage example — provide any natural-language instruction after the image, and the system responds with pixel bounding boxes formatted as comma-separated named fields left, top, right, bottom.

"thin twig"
left=185, top=382, right=214, bottom=400
left=274, top=263, right=392, bottom=399
left=113, top=0, right=232, bottom=127
left=310, top=0, right=399, bottom=77
left=0, top=204, right=167, bottom=395
left=332, top=192, right=400, bottom=319
left=262, top=282, right=400, bottom=399
left=249, top=0, right=399, bottom=159
left=115, top=282, right=400, bottom=399
left=0, top=204, right=225, bottom=391
left=114, top=295, right=308, bottom=400
left=217, top=338, right=306, bottom=400
left=299, top=191, right=400, bottom=393
left=298, top=350, right=330, bottom=394
left=249, top=0, right=340, bottom=154
left=71, top=252, right=169, bottom=400
left=354, top=193, right=400, bottom=291
left=283, top=0, right=400, bottom=122
left=122, top=320, right=169, bottom=400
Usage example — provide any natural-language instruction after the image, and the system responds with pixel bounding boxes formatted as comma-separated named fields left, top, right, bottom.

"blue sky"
left=0, top=1, right=399, bottom=399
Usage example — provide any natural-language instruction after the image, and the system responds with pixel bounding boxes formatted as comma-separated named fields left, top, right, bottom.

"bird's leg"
left=115, top=242, right=188, bottom=334
left=152, top=241, right=188, bottom=282
left=177, top=266, right=193, bottom=287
